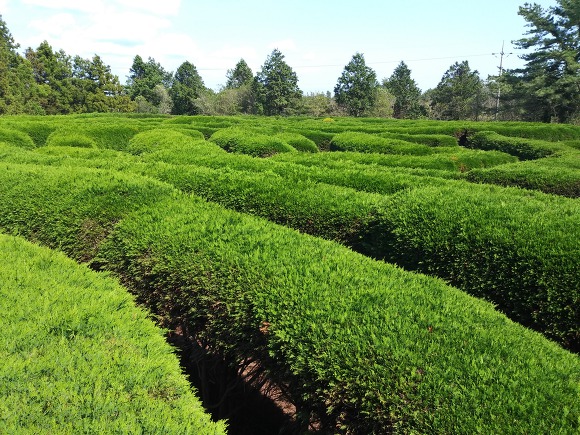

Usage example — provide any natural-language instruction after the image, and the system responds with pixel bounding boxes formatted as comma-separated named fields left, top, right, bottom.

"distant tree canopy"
left=429, top=61, right=484, bottom=121
left=504, top=0, right=580, bottom=123
left=334, top=53, right=378, bottom=117
left=1, top=2, right=579, bottom=123
left=383, top=61, right=424, bottom=119
left=254, top=49, right=302, bottom=116
left=170, top=61, right=205, bottom=115
left=225, top=59, right=253, bottom=89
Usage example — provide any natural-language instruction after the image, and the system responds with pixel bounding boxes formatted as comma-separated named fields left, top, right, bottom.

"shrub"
left=0, top=127, right=36, bottom=149
left=379, top=132, right=458, bottom=147
left=98, top=196, right=580, bottom=434
left=46, top=130, right=98, bottom=148
left=330, top=131, right=433, bottom=155
left=1, top=153, right=579, bottom=434
left=467, top=131, right=570, bottom=160
left=275, top=132, right=318, bottom=152
left=467, top=162, right=580, bottom=198
left=0, top=233, right=225, bottom=434
left=210, top=127, right=296, bottom=157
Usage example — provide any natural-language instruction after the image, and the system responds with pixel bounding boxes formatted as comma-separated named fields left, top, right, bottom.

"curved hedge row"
left=330, top=131, right=433, bottom=155
left=378, top=131, right=458, bottom=147
left=272, top=147, right=518, bottom=173
left=46, top=129, right=98, bottom=148
left=0, top=163, right=578, bottom=434
left=210, top=127, right=296, bottom=157
left=0, top=233, right=225, bottom=434
left=1, top=142, right=577, bottom=349
left=467, top=162, right=580, bottom=198
left=467, top=131, right=571, bottom=160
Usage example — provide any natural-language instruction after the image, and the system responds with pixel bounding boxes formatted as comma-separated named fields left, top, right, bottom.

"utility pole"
left=492, top=41, right=512, bottom=121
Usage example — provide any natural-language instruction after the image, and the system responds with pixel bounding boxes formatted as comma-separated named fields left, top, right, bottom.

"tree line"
left=1, top=1, right=578, bottom=122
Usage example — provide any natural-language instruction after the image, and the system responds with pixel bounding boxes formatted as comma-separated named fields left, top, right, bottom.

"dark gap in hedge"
left=166, top=326, right=304, bottom=435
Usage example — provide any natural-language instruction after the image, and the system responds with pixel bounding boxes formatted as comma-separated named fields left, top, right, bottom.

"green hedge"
left=467, top=131, right=570, bottom=160
left=330, top=131, right=433, bottom=155
left=45, top=130, right=98, bottom=148
left=275, top=132, right=318, bottom=152
left=4, top=143, right=577, bottom=349
left=0, top=127, right=36, bottom=149
left=0, top=163, right=176, bottom=262
left=108, top=158, right=580, bottom=350
left=0, top=233, right=225, bottom=434
left=467, top=162, right=580, bottom=198
left=379, top=131, right=458, bottom=147
left=210, top=127, right=296, bottom=157
left=272, top=147, right=517, bottom=173
left=1, top=163, right=578, bottom=433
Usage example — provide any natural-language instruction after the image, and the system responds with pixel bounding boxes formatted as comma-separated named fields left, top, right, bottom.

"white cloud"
left=116, top=0, right=181, bottom=16
left=20, top=0, right=104, bottom=13
left=268, top=38, right=297, bottom=52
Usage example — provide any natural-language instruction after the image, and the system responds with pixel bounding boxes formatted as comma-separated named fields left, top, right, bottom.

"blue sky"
left=1, top=0, right=558, bottom=93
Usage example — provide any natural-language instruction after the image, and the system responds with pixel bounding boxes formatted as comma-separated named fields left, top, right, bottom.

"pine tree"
left=384, top=61, right=424, bottom=119
left=255, top=49, right=302, bottom=116
left=508, top=0, right=580, bottom=122
left=334, top=53, right=378, bottom=117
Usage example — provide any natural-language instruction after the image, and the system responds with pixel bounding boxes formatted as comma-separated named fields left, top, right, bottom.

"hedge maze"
left=1, top=114, right=579, bottom=434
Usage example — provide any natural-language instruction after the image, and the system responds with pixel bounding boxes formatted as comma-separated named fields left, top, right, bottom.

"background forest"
left=1, top=1, right=578, bottom=123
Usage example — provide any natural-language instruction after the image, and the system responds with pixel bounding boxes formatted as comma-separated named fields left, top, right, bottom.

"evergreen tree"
left=508, top=0, right=580, bottom=122
left=72, top=54, right=133, bottom=113
left=429, top=61, right=484, bottom=120
left=254, top=49, right=302, bottom=116
left=334, top=53, right=378, bottom=117
left=170, top=61, right=205, bottom=115
left=225, top=59, right=253, bottom=89
left=126, top=55, right=172, bottom=106
left=384, top=61, right=424, bottom=119
left=25, top=41, right=76, bottom=114
left=0, top=16, right=41, bottom=114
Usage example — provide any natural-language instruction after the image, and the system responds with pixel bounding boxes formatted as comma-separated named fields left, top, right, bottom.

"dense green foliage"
left=330, top=131, right=433, bottom=155
left=429, top=61, right=485, bottom=120
left=0, top=155, right=578, bottom=433
left=210, top=127, right=296, bottom=157
left=507, top=0, right=580, bottom=123
left=0, top=233, right=226, bottom=434
left=383, top=61, right=424, bottom=119
left=468, top=130, right=571, bottom=159
left=334, top=53, right=379, bottom=117
left=1, top=114, right=580, bottom=433
left=253, top=49, right=302, bottom=116
left=1, top=0, right=580, bottom=122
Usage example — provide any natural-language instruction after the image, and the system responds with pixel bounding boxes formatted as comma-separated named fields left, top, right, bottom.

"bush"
left=98, top=196, right=580, bottom=434
left=330, top=131, right=433, bottom=155
left=0, top=233, right=225, bottom=434
left=1, top=154, right=579, bottom=434
left=0, top=127, right=36, bottom=149
left=467, top=162, right=580, bottom=198
left=275, top=132, right=318, bottom=152
left=467, top=131, right=570, bottom=160
left=379, top=132, right=458, bottom=147
left=272, top=147, right=517, bottom=173
left=210, top=127, right=296, bottom=157
left=46, top=130, right=98, bottom=148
